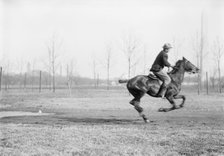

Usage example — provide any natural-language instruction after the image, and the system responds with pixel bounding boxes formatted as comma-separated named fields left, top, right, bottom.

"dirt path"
left=0, top=111, right=53, bottom=119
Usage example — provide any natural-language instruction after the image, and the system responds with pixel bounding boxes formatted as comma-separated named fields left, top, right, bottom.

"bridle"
left=184, top=59, right=198, bottom=74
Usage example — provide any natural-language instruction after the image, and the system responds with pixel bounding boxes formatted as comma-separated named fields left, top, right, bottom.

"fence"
left=0, top=67, right=111, bottom=92
left=0, top=67, right=223, bottom=94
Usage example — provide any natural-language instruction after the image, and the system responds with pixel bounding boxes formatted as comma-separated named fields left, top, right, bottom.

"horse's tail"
left=118, top=79, right=129, bottom=83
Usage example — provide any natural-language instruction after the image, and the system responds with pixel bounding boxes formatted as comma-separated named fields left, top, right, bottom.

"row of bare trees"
left=191, top=12, right=224, bottom=94
left=91, top=33, right=144, bottom=90
left=192, top=34, right=224, bottom=94
left=0, top=28, right=223, bottom=93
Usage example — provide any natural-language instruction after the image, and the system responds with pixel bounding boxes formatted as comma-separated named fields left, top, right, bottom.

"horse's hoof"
left=158, top=108, right=171, bottom=112
left=180, top=105, right=184, bottom=108
left=144, top=119, right=149, bottom=123
left=174, top=106, right=180, bottom=109
left=158, top=108, right=166, bottom=112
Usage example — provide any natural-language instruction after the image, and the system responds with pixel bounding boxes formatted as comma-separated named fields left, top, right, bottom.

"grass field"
left=0, top=87, right=224, bottom=156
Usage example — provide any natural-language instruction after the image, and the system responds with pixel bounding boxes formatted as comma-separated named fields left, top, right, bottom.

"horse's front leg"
left=174, top=95, right=186, bottom=107
left=158, top=95, right=180, bottom=112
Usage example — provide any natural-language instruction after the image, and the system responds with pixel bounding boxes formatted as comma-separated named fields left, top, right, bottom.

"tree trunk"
left=52, top=64, right=55, bottom=92
left=128, top=57, right=131, bottom=79
left=107, top=59, right=110, bottom=90
left=39, top=71, right=42, bottom=93
left=218, top=60, right=221, bottom=93
left=199, top=12, right=204, bottom=92
left=52, top=41, right=56, bottom=93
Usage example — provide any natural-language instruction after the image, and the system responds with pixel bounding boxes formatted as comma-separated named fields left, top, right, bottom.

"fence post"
left=39, top=70, right=42, bottom=92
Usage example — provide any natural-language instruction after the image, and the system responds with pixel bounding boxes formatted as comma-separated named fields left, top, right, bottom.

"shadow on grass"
left=0, top=115, right=146, bottom=125
left=60, top=116, right=144, bottom=125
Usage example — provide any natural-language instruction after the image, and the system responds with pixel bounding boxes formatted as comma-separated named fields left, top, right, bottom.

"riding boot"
left=157, top=85, right=167, bottom=99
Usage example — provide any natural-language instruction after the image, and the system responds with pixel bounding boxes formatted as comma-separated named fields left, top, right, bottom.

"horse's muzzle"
left=192, top=68, right=200, bottom=74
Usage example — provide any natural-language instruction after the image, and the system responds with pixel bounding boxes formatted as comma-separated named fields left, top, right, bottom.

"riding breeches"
left=153, top=70, right=171, bottom=86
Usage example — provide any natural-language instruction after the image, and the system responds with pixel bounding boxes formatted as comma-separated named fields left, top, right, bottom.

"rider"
left=150, top=43, right=175, bottom=98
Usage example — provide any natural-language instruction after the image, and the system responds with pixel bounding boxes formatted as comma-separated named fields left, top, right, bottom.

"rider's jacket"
left=150, top=50, right=171, bottom=72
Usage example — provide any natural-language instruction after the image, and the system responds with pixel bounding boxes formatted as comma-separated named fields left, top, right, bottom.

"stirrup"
left=161, top=96, right=166, bottom=99
left=157, top=94, right=166, bottom=99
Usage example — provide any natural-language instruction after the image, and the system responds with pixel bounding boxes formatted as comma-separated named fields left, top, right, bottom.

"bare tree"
left=192, top=32, right=200, bottom=67
left=16, top=59, right=24, bottom=89
left=46, top=34, right=62, bottom=92
left=212, top=37, right=224, bottom=93
left=42, top=55, right=51, bottom=90
left=66, top=64, right=71, bottom=96
left=102, top=43, right=113, bottom=90
left=120, top=33, right=142, bottom=78
left=67, top=59, right=76, bottom=90
left=2, top=60, right=11, bottom=90
left=199, top=13, right=204, bottom=90
left=192, top=32, right=201, bottom=94
left=31, top=60, right=36, bottom=91
left=192, top=13, right=205, bottom=93
left=93, top=57, right=97, bottom=88
left=90, top=52, right=101, bottom=88
left=210, top=68, right=217, bottom=89
left=191, top=12, right=208, bottom=93
left=59, top=63, right=63, bottom=77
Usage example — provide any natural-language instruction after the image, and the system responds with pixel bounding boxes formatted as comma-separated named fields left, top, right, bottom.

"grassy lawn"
left=0, top=88, right=224, bottom=155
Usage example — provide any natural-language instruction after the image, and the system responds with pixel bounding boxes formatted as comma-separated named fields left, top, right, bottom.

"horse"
left=118, top=57, right=199, bottom=123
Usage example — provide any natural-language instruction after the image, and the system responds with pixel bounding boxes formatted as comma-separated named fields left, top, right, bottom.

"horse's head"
left=173, top=57, right=199, bottom=74
left=182, top=57, right=199, bottom=74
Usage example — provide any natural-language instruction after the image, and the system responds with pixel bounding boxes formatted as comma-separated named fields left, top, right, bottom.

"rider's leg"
left=157, top=83, right=167, bottom=98
left=154, top=70, right=171, bottom=98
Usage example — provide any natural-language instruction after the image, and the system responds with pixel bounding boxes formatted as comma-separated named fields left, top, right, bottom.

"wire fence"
left=0, top=67, right=223, bottom=94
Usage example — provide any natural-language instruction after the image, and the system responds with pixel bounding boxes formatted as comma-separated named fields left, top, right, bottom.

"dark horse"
left=119, top=57, right=199, bottom=123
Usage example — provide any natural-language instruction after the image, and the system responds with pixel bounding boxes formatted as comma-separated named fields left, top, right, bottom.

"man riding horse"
left=150, top=43, right=175, bottom=98
left=119, top=42, right=199, bottom=122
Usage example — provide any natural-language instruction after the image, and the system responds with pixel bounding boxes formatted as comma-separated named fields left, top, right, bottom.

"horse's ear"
left=182, top=57, right=186, bottom=60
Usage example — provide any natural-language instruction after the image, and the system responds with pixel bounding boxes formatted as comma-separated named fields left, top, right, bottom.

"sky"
left=0, top=0, right=224, bottom=79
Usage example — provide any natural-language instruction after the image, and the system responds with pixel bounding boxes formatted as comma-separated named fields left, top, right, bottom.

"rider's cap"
left=163, top=43, right=172, bottom=49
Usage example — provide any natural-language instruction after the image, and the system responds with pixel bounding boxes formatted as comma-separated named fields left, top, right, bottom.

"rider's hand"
left=171, top=65, right=178, bottom=70
left=168, top=66, right=176, bottom=72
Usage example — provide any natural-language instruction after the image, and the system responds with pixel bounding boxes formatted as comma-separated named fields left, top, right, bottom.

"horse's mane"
left=168, top=59, right=183, bottom=75
left=174, top=60, right=183, bottom=67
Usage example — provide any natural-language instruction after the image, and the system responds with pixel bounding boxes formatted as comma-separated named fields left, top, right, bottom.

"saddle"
left=147, top=73, right=167, bottom=86
left=148, top=72, right=172, bottom=81
left=147, top=73, right=159, bottom=80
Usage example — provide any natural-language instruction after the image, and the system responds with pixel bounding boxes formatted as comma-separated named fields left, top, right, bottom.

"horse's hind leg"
left=134, top=103, right=149, bottom=123
left=128, top=88, right=149, bottom=123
